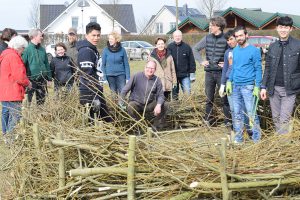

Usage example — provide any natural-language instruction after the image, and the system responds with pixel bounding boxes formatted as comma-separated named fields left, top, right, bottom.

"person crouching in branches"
left=0, top=36, right=32, bottom=144
left=149, top=37, right=177, bottom=101
left=101, top=31, right=130, bottom=102
left=50, top=42, right=76, bottom=97
left=120, top=60, right=167, bottom=132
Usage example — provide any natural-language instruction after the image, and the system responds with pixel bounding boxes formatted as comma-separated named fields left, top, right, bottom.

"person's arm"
left=43, top=50, right=52, bottom=80
left=221, top=50, right=229, bottom=85
left=170, top=56, right=177, bottom=85
left=78, top=48, right=97, bottom=77
left=254, top=48, right=262, bottom=87
left=188, top=45, right=196, bottom=73
left=10, top=54, right=30, bottom=87
left=192, top=36, right=206, bottom=64
left=120, top=73, right=135, bottom=102
left=123, top=48, right=130, bottom=81
left=101, top=48, right=107, bottom=81
left=21, top=48, right=31, bottom=77
left=154, top=78, right=165, bottom=116
left=50, top=59, right=55, bottom=79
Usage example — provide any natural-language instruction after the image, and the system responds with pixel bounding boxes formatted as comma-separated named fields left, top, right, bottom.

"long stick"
left=219, top=138, right=230, bottom=200
left=58, top=132, right=65, bottom=188
left=33, top=123, right=46, bottom=179
left=127, top=135, right=136, bottom=200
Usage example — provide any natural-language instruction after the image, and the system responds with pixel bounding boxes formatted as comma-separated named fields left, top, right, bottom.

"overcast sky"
left=0, top=0, right=299, bottom=30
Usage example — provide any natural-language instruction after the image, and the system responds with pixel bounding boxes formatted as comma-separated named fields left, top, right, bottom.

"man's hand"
left=201, top=61, right=209, bottom=67
left=226, top=81, right=232, bottom=96
left=260, top=89, right=267, bottom=100
left=218, top=62, right=224, bottom=68
left=253, top=86, right=260, bottom=99
left=219, top=84, right=226, bottom=97
left=154, top=104, right=162, bottom=116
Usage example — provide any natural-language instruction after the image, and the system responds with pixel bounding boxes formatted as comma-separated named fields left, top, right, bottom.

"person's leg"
left=241, top=85, right=261, bottom=142
left=276, top=87, right=296, bottom=134
left=127, top=101, right=143, bottom=120
left=232, top=85, right=244, bottom=143
left=164, top=91, right=171, bottom=102
left=180, top=76, right=191, bottom=94
left=107, top=76, right=118, bottom=94
left=116, top=74, right=126, bottom=95
left=7, top=102, right=22, bottom=134
left=204, top=72, right=217, bottom=123
left=172, top=78, right=180, bottom=100
left=1, top=102, right=9, bottom=135
left=269, top=87, right=281, bottom=133
left=216, top=72, right=231, bottom=125
left=26, top=80, right=37, bottom=104
left=35, top=79, right=47, bottom=105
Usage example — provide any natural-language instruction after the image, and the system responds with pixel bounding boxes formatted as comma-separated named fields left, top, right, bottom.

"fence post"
left=33, top=123, right=46, bottom=179
left=127, top=135, right=136, bottom=200
left=57, top=132, right=65, bottom=188
left=220, top=138, right=230, bottom=200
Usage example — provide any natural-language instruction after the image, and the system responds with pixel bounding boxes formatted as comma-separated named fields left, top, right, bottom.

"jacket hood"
left=0, top=48, right=18, bottom=63
left=76, top=40, right=97, bottom=52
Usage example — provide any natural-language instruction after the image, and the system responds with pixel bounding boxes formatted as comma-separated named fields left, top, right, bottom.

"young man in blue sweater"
left=226, top=26, right=262, bottom=143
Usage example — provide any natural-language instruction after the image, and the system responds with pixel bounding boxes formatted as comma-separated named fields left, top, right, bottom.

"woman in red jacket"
left=0, top=36, right=31, bottom=143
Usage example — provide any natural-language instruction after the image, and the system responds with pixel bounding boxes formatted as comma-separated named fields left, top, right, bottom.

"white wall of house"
left=143, top=7, right=179, bottom=35
left=44, top=0, right=122, bottom=35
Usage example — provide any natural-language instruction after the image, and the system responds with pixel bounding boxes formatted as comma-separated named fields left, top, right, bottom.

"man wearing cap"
left=65, top=28, right=78, bottom=65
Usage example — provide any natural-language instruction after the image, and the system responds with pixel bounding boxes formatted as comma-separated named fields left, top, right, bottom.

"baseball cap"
left=68, top=28, right=77, bottom=35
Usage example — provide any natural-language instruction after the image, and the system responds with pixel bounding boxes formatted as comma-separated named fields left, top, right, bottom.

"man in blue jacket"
left=76, top=22, right=111, bottom=122
left=260, top=16, right=300, bottom=134
left=226, top=26, right=262, bottom=143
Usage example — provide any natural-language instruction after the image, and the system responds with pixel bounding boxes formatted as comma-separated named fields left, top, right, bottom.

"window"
left=155, top=23, right=163, bottom=34
left=72, top=17, right=78, bottom=29
left=130, top=42, right=139, bottom=48
left=121, top=42, right=129, bottom=47
left=90, top=16, right=97, bottom=23
left=170, top=22, right=176, bottom=30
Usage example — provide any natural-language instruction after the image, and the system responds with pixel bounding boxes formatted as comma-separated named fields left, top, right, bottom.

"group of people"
left=0, top=15, right=299, bottom=144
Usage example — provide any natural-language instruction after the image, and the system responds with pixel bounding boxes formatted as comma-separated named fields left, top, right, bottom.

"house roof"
left=99, top=4, right=136, bottom=33
left=40, top=2, right=136, bottom=33
left=167, top=17, right=209, bottom=34
left=164, top=5, right=205, bottom=19
left=40, top=5, right=67, bottom=30
left=277, top=13, right=300, bottom=29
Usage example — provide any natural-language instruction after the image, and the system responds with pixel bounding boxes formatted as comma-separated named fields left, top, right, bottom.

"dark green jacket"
left=22, top=42, right=51, bottom=80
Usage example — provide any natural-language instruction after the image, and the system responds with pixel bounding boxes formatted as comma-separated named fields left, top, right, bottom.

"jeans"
left=1, top=101, right=22, bottom=135
left=232, top=84, right=261, bottom=142
left=172, top=76, right=191, bottom=100
left=27, top=78, right=47, bottom=105
left=107, top=75, right=126, bottom=94
left=205, top=72, right=231, bottom=124
left=269, top=86, right=296, bottom=134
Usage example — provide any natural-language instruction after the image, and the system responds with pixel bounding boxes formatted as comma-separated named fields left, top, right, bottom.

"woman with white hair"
left=0, top=35, right=31, bottom=143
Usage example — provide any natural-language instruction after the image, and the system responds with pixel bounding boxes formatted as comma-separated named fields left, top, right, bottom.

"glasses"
left=146, top=67, right=156, bottom=70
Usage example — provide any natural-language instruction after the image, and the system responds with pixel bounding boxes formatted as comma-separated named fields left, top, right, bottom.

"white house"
left=141, top=4, right=205, bottom=35
left=40, top=0, right=137, bottom=35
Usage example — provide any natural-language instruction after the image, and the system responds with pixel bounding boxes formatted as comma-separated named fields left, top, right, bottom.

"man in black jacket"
left=76, top=22, right=111, bottom=122
left=260, top=16, right=300, bottom=134
left=193, top=16, right=230, bottom=127
left=167, top=30, right=196, bottom=100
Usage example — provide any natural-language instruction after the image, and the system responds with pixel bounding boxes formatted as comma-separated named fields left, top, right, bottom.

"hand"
left=218, top=62, right=224, bottom=68
left=260, top=89, right=267, bottom=100
left=27, top=81, right=32, bottom=89
left=253, top=86, right=260, bottom=99
left=226, top=81, right=232, bottom=96
left=118, top=102, right=126, bottom=111
left=92, top=99, right=101, bottom=112
left=190, top=73, right=196, bottom=82
left=219, top=84, right=226, bottom=97
left=201, top=61, right=209, bottom=67
left=153, top=104, right=162, bottom=116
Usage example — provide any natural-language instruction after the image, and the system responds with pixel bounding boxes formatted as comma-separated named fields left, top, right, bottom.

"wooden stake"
left=32, top=123, right=46, bottom=178
left=69, top=167, right=128, bottom=177
left=220, top=138, right=230, bottom=200
left=127, top=135, right=136, bottom=200
left=57, top=132, right=65, bottom=188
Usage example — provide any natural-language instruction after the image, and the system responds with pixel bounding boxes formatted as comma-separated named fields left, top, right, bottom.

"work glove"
left=219, top=84, right=226, bottom=97
left=226, top=81, right=232, bottom=96
left=252, top=86, right=260, bottom=99
left=190, top=73, right=196, bottom=82
left=92, top=99, right=101, bottom=112
left=118, top=102, right=126, bottom=111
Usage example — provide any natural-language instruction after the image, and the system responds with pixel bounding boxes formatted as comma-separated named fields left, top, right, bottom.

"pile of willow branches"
left=2, top=88, right=300, bottom=199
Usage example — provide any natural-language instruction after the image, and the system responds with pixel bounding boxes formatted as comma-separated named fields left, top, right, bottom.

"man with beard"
left=65, top=28, right=78, bottom=66
left=260, top=16, right=300, bottom=134
left=226, top=26, right=262, bottom=144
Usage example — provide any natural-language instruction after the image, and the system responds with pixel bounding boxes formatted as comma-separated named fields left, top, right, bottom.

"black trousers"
left=204, top=71, right=231, bottom=124
left=27, top=78, right=47, bottom=105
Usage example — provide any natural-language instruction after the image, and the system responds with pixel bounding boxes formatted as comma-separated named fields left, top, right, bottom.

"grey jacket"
left=65, top=41, right=78, bottom=66
left=262, top=36, right=300, bottom=95
left=120, top=72, right=165, bottom=105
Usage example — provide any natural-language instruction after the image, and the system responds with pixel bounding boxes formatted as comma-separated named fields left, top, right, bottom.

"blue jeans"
left=232, top=85, right=261, bottom=142
left=172, top=76, right=191, bottom=100
left=1, top=101, right=22, bottom=135
left=107, top=75, right=126, bottom=94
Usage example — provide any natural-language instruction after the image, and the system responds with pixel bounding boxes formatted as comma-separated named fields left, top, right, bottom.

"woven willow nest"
left=1, top=87, right=300, bottom=199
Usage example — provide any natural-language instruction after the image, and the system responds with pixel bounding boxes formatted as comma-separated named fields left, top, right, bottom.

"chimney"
left=183, top=4, right=188, bottom=16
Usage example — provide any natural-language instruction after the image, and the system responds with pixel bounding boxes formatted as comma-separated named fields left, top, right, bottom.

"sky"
left=0, top=0, right=299, bottom=30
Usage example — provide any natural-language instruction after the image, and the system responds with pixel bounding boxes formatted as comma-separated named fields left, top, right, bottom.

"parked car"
left=46, top=44, right=55, bottom=62
left=121, top=41, right=155, bottom=60
left=248, top=36, right=278, bottom=54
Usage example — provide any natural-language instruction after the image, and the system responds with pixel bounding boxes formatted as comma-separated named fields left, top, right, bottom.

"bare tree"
left=136, top=16, right=151, bottom=34
left=196, top=0, right=228, bottom=19
left=28, top=0, right=41, bottom=28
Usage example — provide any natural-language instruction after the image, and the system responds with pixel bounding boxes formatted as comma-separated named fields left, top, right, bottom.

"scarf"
left=107, top=41, right=122, bottom=52
left=156, top=48, right=166, bottom=61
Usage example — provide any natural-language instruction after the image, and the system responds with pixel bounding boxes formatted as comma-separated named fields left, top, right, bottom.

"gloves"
left=253, top=86, right=260, bottom=99
left=92, top=99, right=101, bottom=112
left=190, top=73, right=196, bottom=82
left=219, top=84, right=226, bottom=97
left=118, top=102, right=126, bottom=111
left=226, top=81, right=232, bottom=96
